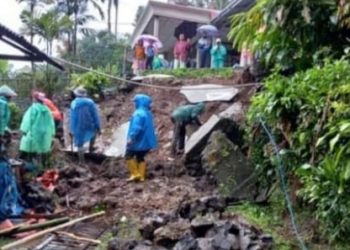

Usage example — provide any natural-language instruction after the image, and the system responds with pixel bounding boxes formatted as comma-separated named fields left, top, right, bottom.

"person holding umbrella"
left=197, top=32, right=212, bottom=68
left=133, top=40, right=146, bottom=76
left=145, top=41, right=156, bottom=70
left=173, top=34, right=191, bottom=69
left=211, top=38, right=227, bottom=69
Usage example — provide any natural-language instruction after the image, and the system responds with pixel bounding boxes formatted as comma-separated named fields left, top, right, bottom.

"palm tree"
left=107, top=0, right=119, bottom=38
left=58, top=0, right=105, bottom=55
left=21, top=9, right=73, bottom=55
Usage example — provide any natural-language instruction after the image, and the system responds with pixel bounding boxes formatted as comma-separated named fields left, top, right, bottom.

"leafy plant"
left=8, top=103, right=23, bottom=130
left=229, top=0, right=350, bottom=71
left=71, top=71, right=111, bottom=98
left=246, top=59, right=350, bottom=241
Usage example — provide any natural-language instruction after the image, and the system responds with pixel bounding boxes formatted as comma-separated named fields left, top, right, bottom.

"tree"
left=21, top=9, right=72, bottom=55
left=228, top=0, right=350, bottom=71
left=57, top=0, right=105, bottom=55
left=75, top=31, right=126, bottom=72
left=107, top=0, right=119, bottom=38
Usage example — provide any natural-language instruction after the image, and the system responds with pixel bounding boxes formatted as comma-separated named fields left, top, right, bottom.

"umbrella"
left=137, top=34, right=163, bottom=49
left=197, top=24, right=219, bottom=37
left=174, top=21, right=197, bottom=39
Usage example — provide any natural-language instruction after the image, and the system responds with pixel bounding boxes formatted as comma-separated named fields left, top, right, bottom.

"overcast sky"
left=0, top=0, right=166, bottom=69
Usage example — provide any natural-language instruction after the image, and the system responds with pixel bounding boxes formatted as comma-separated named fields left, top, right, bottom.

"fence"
left=0, top=76, right=70, bottom=110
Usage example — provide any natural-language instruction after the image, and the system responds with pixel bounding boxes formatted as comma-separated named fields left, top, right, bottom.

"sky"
left=0, top=0, right=166, bottom=69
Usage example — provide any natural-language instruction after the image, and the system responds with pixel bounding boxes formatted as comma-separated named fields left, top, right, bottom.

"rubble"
left=107, top=195, right=273, bottom=250
left=22, top=182, right=55, bottom=214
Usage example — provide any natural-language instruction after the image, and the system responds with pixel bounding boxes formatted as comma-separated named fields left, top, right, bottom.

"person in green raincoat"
left=170, top=102, right=205, bottom=155
left=210, top=38, right=227, bottom=69
left=0, top=85, right=17, bottom=153
left=20, top=91, right=55, bottom=162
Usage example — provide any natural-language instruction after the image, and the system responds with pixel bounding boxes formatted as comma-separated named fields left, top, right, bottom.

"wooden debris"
left=56, top=231, right=101, bottom=245
left=1, top=211, right=105, bottom=250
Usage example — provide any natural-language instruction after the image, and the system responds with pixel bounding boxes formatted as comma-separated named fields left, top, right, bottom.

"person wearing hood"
left=20, top=91, right=55, bottom=166
left=36, top=92, right=63, bottom=129
left=69, top=87, right=101, bottom=163
left=125, top=94, right=157, bottom=182
left=171, top=102, right=205, bottom=155
left=210, top=38, right=227, bottom=69
left=0, top=85, right=17, bottom=153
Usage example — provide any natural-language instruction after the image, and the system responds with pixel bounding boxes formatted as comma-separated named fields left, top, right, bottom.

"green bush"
left=246, top=59, right=350, bottom=241
left=8, top=102, right=22, bottom=130
left=71, top=71, right=111, bottom=98
left=145, top=68, right=234, bottom=79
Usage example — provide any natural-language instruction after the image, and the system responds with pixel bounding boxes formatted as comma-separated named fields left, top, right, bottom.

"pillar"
left=153, top=16, right=160, bottom=38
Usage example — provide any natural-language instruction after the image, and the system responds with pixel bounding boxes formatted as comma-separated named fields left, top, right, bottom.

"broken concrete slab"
left=180, top=84, right=239, bottom=103
left=201, top=131, right=258, bottom=200
left=104, top=122, right=129, bottom=157
left=185, top=103, right=244, bottom=161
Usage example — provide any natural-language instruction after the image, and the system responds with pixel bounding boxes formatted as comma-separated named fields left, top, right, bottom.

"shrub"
left=246, top=59, right=350, bottom=241
left=8, top=102, right=23, bottom=130
left=71, top=71, right=111, bottom=98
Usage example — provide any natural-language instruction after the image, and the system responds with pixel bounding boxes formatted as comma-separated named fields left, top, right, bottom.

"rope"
left=259, top=117, right=308, bottom=250
left=53, top=57, right=261, bottom=91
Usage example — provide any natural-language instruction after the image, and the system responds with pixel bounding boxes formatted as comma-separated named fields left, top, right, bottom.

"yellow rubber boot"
left=126, top=159, right=140, bottom=182
left=138, top=161, right=146, bottom=182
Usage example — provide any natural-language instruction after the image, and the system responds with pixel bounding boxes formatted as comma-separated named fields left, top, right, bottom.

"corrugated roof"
left=0, top=23, right=64, bottom=70
left=211, top=0, right=255, bottom=26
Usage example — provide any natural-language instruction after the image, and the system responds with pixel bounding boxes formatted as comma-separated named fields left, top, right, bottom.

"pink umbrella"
left=137, top=34, right=163, bottom=49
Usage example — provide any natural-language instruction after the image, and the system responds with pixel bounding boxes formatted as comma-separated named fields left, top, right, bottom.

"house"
left=130, top=1, right=219, bottom=61
left=130, top=0, right=256, bottom=68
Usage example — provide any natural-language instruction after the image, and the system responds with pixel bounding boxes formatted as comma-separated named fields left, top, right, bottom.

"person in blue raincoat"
left=125, top=94, right=157, bottom=182
left=210, top=38, right=227, bottom=69
left=69, top=87, right=101, bottom=163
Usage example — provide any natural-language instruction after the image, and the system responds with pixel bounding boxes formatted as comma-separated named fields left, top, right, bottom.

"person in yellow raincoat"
left=19, top=91, right=55, bottom=167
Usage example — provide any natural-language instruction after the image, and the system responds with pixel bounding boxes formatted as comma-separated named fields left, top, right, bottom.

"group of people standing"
left=0, top=83, right=208, bottom=184
left=132, top=33, right=228, bottom=75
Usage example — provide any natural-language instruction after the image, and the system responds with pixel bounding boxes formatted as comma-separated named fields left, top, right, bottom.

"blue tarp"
left=0, top=160, right=24, bottom=221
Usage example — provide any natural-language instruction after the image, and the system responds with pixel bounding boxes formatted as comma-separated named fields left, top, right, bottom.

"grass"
left=144, top=67, right=234, bottom=79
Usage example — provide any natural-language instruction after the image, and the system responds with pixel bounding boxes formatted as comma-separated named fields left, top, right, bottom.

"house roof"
left=211, top=0, right=256, bottom=26
left=0, top=23, right=64, bottom=70
left=130, top=1, right=219, bottom=50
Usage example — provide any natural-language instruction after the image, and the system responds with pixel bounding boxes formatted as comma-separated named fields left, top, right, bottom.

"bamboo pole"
left=0, top=217, right=70, bottom=236
left=2, top=211, right=105, bottom=250
left=56, top=231, right=101, bottom=245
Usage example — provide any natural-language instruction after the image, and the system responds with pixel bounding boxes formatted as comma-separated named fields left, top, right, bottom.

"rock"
left=191, top=214, right=216, bottom=237
left=259, top=234, right=273, bottom=249
left=201, top=131, right=258, bottom=200
left=154, top=219, right=191, bottom=247
left=197, top=238, right=214, bottom=250
left=139, top=212, right=172, bottom=240
left=212, top=231, right=239, bottom=250
left=111, top=225, right=119, bottom=237
left=185, top=107, right=244, bottom=163
left=200, top=196, right=227, bottom=213
left=107, top=238, right=138, bottom=250
left=173, top=235, right=199, bottom=250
